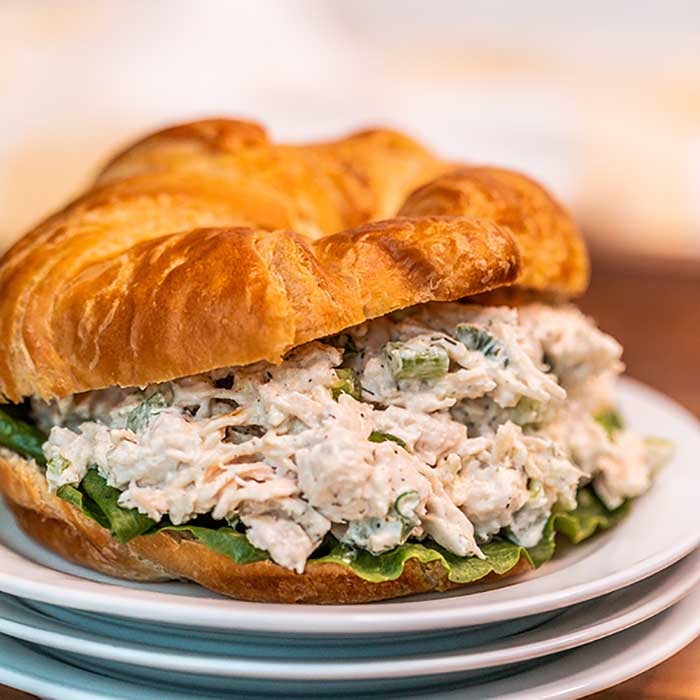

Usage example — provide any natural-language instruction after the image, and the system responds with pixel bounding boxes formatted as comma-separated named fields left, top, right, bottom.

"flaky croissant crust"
left=0, top=119, right=588, bottom=401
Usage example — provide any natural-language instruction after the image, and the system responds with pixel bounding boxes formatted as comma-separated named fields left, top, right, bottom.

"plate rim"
left=0, top=378, right=699, bottom=634
left=0, top=548, right=697, bottom=680
left=423, top=584, right=700, bottom=700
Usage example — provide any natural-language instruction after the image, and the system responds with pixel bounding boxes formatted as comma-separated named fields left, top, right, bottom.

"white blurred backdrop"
left=1, top=0, right=699, bottom=257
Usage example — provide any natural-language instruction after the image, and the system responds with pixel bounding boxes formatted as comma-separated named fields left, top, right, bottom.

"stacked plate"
left=1, top=379, right=699, bottom=700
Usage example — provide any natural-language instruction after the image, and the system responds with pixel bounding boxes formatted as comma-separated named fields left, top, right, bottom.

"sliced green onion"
left=456, top=324, right=509, bottom=367
left=394, top=490, right=420, bottom=520
left=368, top=430, right=407, bottom=449
left=126, top=391, right=169, bottom=432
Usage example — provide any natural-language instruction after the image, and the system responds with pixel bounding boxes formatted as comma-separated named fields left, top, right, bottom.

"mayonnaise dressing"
left=35, top=303, right=662, bottom=572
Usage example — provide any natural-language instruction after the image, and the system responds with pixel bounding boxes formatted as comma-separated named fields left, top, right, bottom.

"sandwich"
left=0, top=119, right=671, bottom=603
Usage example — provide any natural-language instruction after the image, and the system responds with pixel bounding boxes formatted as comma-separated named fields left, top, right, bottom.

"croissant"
left=0, top=119, right=592, bottom=603
left=0, top=119, right=587, bottom=402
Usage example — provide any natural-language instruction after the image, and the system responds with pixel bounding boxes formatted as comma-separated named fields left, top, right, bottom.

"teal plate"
left=1, top=585, right=700, bottom=699
left=23, top=597, right=561, bottom=658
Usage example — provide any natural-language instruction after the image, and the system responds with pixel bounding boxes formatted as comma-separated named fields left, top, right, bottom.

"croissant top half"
left=0, top=119, right=588, bottom=401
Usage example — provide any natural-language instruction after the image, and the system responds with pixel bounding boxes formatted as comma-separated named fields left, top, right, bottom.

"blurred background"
left=0, top=0, right=698, bottom=409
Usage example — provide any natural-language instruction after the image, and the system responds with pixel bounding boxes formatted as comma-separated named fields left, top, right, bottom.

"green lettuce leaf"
left=310, top=536, right=532, bottom=584
left=55, top=483, right=111, bottom=530
left=312, top=487, right=628, bottom=583
left=57, top=470, right=268, bottom=558
left=56, top=468, right=628, bottom=582
left=161, top=525, right=269, bottom=565
left=81, top=469, right=156, bottom=543
left=552, top=486, right=630, bottom=545
left=0, top=407, right=47, bottom=466
left=58, top=469, right=156, bottom=543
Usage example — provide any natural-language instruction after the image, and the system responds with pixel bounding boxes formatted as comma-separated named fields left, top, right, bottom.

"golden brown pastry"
left=0, top=119, right=607, bottom=604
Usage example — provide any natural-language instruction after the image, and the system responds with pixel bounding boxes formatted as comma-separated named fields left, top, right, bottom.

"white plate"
left=0, top=548, right=696, bottom=687
left=0, top=583, right=699, bottom=700
left=0, top=379, right=698, bottom=634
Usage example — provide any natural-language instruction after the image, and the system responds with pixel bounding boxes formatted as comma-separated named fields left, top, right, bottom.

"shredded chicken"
left=35, top=303, right=666, bottom=572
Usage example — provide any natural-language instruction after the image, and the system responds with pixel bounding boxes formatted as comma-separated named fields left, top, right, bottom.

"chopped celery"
left=384, top=342, right=449, bottom=381
left=594, top=409, right=624, bottom=438
left=644, top=436, right=675, bottom=476
left=47, top=455, right=71, bottom=474
left=330, top=368, right=362, bottom=401
left=509, top=397, right=549, bottom=427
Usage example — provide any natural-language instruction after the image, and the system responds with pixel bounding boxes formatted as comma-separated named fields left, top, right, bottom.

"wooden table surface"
left=1, top=253, right=699, bottom=700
